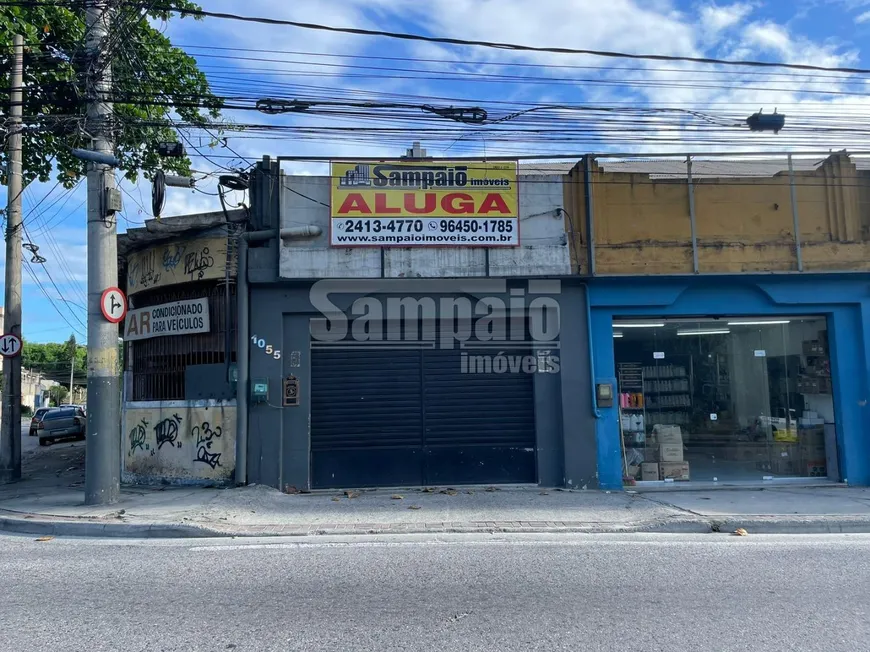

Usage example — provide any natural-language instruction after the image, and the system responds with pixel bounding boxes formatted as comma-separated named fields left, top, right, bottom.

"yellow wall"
left=565, top=154, right=870, bottom=275
left=123, top=401, right=236, bottom=483
left=126, top=236, right=229, bottom=295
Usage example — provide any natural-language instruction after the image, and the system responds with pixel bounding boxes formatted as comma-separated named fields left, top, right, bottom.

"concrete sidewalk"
left=2, top=445, right=870, bottom=537
left=2, top=433, right=870, bottom=538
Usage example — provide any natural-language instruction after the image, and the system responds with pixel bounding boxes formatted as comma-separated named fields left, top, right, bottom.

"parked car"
left=60, top=404, right=86, bottom=415
left=37, top=407, right=86, bottom=446
left=29, top=407, right=55, bottom=436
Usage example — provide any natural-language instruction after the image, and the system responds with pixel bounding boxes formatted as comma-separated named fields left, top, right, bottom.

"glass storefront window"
left=614, top=317, right=835, bottom=483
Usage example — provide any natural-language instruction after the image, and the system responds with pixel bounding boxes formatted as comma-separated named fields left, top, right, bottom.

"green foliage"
left=22, top=336, right=86, bottom=379
left=0, top=1, right=222, bottom=188
left=48, top=384, right=68, bottom=406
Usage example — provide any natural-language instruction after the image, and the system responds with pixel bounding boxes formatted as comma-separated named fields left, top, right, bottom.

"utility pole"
left=69, top=351, right=75, bottom=403
left=1, top=34, right=24, bottom=483
left=84, top=1, right=120, bottom=504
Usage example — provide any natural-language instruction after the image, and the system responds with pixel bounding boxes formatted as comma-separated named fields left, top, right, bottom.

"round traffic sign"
left=100, top=287, right=127, bottom=324
left=0, top=333, right=22, bottom=358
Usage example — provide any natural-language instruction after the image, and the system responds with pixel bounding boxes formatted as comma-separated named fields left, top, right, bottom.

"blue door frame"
left=587, top=275, right=870, bottom=490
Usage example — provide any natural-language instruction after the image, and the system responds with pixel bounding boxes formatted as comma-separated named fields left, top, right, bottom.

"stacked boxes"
left=756, top=424, right=828, bottom=477
left=799, top=424, right=827, bottom=477
left=640, top=425, right=690, bottom=481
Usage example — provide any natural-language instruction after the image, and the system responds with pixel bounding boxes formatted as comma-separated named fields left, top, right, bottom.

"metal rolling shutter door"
left=310, top=348, right=424, bottom=488
left=422, top=345, right=537, bottom=485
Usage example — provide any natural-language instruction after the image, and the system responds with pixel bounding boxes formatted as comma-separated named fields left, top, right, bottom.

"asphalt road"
left=0, top=533, right=868, bottom=651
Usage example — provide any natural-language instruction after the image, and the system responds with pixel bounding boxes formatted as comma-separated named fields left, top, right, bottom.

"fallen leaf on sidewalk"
left=733, top=528, right=749, bottom=536
left=422, top=487, right=436, bottom=493
left=485, top=486, right=498, bottom=492
left=391, top=495, right=404, bottom=500
left=34, top=536, right=53, bottom=542
left=331, top=496, right=341, bottom=502
left=539, top=490, right=549, bottom=495
left=465, top=490, right=474, bottom=495
left=408, top=505, right=421, bottom=510
left=344, top=490, right=359, bottom=499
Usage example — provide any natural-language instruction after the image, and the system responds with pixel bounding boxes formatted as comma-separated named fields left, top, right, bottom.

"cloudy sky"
left=6, top=0, right=870, bottom=342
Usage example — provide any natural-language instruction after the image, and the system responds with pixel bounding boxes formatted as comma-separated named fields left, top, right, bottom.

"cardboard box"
left=643, top=447, right=658, bottom=463
left=805, top=459, right=827, bottom=477
left=654, top=425, right=683, bottom=445
left=800, top=445, right=826, bottom=463
left=659, top=461, right=690, bottom=481
left=659, top=444, right=684, bottom=462
left=641, top=462, right=659, bottom=481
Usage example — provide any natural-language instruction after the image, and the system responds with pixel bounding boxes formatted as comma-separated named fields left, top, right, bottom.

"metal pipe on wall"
left=583, top=284, right=602, bottom=420
left=788, top=154, right=804, bottom=272
left=235, top=237, right=250, bottom=486
left=583, top=154, right=596, bottom=277
left=687, top=156, right=699, bottom=274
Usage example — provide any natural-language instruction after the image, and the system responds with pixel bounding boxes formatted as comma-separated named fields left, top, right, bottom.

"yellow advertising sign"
left=330, top=160, right=519, bottom=247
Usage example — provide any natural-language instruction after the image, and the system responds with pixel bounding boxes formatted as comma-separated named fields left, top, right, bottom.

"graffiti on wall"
left=154, top=414, right=183, bottom=450
left=124, top=403, right=236, bottom=482
left=192, top=422, right=223, bottom=469
left=129, top=419, right=149, bottom=453
left=183, top=245, right=216, bottom=281
left=127, top=236, right=229, bottom=295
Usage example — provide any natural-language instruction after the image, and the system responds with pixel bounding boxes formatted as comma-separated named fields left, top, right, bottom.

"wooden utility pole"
left=1, top=34, right=24, bottom=483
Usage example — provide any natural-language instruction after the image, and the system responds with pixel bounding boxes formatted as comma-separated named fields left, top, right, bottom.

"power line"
left=22, top=259, right=86, bottom=339
left=140, top=3, right=870, bottom=75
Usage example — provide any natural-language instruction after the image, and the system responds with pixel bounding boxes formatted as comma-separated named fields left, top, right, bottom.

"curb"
left=0, top=514, right=215, bottom=539
left=4, top=512, right=870, bottom=538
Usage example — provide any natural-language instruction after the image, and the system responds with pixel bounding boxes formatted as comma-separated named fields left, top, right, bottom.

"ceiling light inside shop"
left=677, top=328, right=731, bottom=336
left=613, top=332, right=624, bottom=338
left=612, top=322, right=665, bottom=328
left=726, top=320, right=791, bottom=326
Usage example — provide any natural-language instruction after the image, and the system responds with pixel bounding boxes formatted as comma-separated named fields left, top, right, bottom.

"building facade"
left=118, top=209, right=244, bottom=485
left=119, top=152, right=870, bottom=490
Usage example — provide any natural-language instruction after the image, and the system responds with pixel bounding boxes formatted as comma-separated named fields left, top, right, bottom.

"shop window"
left=615, top=317, right=835, bottom=483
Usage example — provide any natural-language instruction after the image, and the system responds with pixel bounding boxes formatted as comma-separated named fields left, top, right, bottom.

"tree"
left=48, top=384, right=68, bottom=407
left=0, top=1, right=222, bottom=188
left=22, top=336, right=86, bottom=382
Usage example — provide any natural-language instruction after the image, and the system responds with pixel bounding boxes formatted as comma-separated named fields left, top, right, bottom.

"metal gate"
left=311, top=341, right=537, bottom=488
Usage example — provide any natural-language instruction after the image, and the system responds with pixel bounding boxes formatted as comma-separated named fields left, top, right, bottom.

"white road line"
left=188, top=536, right=870, bottom=552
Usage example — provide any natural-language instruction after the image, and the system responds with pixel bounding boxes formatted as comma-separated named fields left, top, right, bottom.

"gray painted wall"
left=246, top=281, right=597, bottom=490
left=278, top=175, right=571, bottom=279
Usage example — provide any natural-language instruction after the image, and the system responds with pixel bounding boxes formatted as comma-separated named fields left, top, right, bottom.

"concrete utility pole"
left=0, top=34, right=25, bottom=483
left=69, top=353, right=75, bottom=403
left=84, top=1, right=120, bottom=505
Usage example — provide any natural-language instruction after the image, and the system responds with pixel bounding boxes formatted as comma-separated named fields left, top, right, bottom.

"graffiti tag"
left=130, top=249, right=161, bottom=289
left=129, top=419, right=149, bottom=453
left=192, top=421, right=223, bottom=469
left=162, top=244, right=186, bottom=271
left=154, top=414, right=182, bottom=450
left=183, top=246, right=215, bottom=280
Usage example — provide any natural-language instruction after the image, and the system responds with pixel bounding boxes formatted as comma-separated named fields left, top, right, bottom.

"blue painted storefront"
left=587, top=275, right=870, bottom=490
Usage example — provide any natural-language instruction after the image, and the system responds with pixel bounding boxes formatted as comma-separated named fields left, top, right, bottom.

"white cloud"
left=700, top=3, right=754, bottom=34
left=856, top=9, right=870, bottom=21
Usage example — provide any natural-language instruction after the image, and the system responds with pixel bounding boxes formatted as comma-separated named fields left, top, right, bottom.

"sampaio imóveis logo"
left=355, top=164, right=513, bottom=190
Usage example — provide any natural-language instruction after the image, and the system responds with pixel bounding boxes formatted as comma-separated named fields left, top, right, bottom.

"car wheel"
left=38, top=438, right=49, bottom=447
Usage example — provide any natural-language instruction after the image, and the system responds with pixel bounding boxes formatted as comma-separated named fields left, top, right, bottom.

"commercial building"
left=118, top=151, right=870, bottom=490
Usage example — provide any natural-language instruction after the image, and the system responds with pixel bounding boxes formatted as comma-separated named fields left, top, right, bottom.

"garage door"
left=311, top=341, right=537, bottom=488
